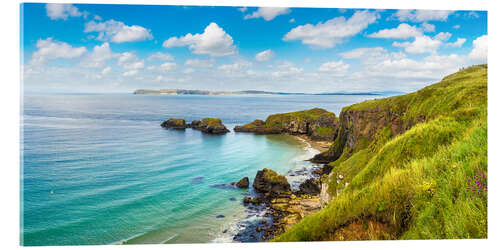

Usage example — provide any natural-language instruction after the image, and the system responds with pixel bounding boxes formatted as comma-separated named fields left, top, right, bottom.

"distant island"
left=133, top=89, right=401, bottom=96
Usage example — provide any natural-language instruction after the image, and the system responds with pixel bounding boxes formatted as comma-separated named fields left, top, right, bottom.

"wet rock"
left=253, top=168, right=291, bottom=197
left=161, top=118, right=187, bottom=129
left=229, top=197, right=237, bottom=201
left=256, top=227, right=263, bottom=232
left=216, top=215, right=225, bottom=218
left=236, top=177, right=249, bottom=188
left=223, top=229, right=228, bottom=233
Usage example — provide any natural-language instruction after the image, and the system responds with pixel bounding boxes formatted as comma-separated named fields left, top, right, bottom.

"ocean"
left=21, top=93, right=384, bottom=245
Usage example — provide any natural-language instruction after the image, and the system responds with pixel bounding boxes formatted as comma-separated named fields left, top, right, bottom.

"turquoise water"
left=21, top=93, right=384, bottom=245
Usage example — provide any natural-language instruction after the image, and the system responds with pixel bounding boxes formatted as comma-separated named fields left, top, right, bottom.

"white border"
left=1, top=0, right=497, bottom=250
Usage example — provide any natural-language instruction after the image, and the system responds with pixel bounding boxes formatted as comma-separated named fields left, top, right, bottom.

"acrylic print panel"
left=20, top=2, right=487, bottom=246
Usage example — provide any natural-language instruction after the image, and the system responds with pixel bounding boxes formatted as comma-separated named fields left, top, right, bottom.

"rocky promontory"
left=234, top=108, right=339, bottom=141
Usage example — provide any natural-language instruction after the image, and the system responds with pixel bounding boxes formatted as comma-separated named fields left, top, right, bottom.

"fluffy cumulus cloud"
left=272, top=61, right=304, bottom=78
left=283, top=10, right=378, bottom=48
left=255, top=49, right=275, bottom=62
left=118, top=52, right=144, bottom=70
left=147, top=62, right=178, bottom=72
left=244, top=7, right=290, bottom=21
left=84, top=20, right=153, bottom=43
left=30, top=38, right=87, bottom=65
left=393, top=9, right=455, bottom=22
left=184, top=58, right=215, bottom=67
left=469, top=35, right=487, bottom=61
left=147, top=52, right=174, bottom=61
left=318, top=61, right=350, bottom=75
left=368, top=23, right=422, bottom=39
left=81, top=42, right=117, bottom=68
left=163, top=23, right=236, bottom=57
left=421, top=22, right=435, bottom=32
left=446, top=38, right=466, bottom=47
left=392, top=32, right=450, bottom=54
left=45, top=3, right=82, bottom=20
left=340, top=47, right=388, bottom=59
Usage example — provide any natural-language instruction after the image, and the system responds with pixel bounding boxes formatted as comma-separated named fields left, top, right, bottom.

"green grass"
left=273, top=65, right=487, bottom=241
left=265, top=108, right=336, bottom=128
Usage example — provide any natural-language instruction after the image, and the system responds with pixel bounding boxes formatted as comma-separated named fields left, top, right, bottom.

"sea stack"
left=161, top=118, right=187, bottom=129
left=192, top=118, right=230, bottom=134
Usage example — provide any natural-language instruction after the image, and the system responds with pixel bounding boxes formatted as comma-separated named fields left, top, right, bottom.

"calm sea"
left=21, top=93, right=384, bottom=245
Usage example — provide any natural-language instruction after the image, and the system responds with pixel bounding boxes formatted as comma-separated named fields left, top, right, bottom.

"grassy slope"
left=274, top=65, right=487, bottom=241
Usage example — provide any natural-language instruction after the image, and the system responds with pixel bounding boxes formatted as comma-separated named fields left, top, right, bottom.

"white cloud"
left=163, top=23, right=236, bottom=57
left=123, top=70, right=138, bottom=77
left=244, top=7, right=290, bottom=21
left=84, top=20, right=153, bottom=43
left=118, top=52, right=144, bottom=70
left=101, top=67, right=111, bottom=75
left=283, top=10, right=378, bottom=48
left=148, top=62, right=178, bottom=72
left=272, top=61, right=304, bottom=78
left=183, top=68, right=195, bottom=74
left=255, top=49, right=275, bottom=62
left=318, top=61, right=350, bottom=75
left=453, top=25, right=460, bottom=29
left=446, top=38, right=466, bottom=48
left=434, top=32, right=452, bottom=41
left=421, top=22, right=435, bottom=32
left=217, top=63, right=249, bottom=71
left=367, top=23, right=422, bottom=39
left=94, top=15, right=102, bottom=21
left=393, top=34, right=445, bottom=54
left=340, top=47, right=388, bottom=59
left=393, top=9, right=455, bottom=22
left=469, top=35, right=487, bottom=61
left=237, top=7, right=247, bottom=12
left=467, top=11, right=480, bottom=18
left=147, top=52, right=174, bottom=61
left=30, top=38, right=87, bottom=65
left=45, top=3, right=82, bottom=20
left=81, top=42, right=117, bottom=68
left=289, top=18, right=296, bottom=23
left=184, top=58, right=215, bottom=67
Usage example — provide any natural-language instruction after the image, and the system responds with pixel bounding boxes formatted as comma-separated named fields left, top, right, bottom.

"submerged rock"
left=253, top=168, right=291, bottom=197
left=216, top=215, right=225, bottom=218
left=161, top=118, right=187, bottom=129
left=192, top=118, right=229, bottom=134
left=236, top=177, right=250, bottom=188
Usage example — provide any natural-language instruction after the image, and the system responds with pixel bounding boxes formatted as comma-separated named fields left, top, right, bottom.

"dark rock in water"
left=243, top=196, right=263, bottom=205
left=223, top=229, right=228, bottom=233
left=191, top=176, right=204, bottom=184
left=191, top=118, right=229, bottom=134
left=190, top=120, right=201, bottom=129
left=210, top=184, right=237, bottom=190
left=260, top=220, right=267, bottom=225
left=216, top=215, right=225, bottom=218
left=236, top=177, right=249, bottom=188
left=161, top=118, right=187, bottom=129
left=298, top=177, right=321, bottom=195
left=256, top=227, right=263, bottom=232
left=253, top=168, right=291, bottom=197
left=229, top=197, right=237, bottom=201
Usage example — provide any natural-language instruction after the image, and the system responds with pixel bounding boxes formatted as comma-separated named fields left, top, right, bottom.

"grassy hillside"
left=274, top=65, right=487, bottom=241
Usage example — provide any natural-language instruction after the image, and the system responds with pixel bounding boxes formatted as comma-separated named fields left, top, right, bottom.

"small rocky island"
left=161, top=118, right=229, bottom=134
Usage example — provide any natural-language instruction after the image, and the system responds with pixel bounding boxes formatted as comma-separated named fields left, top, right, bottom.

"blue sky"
left=21, top=3, right=487, bottom=93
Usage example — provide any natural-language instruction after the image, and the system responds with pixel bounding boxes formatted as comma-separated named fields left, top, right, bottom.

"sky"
left=21, top=3, right=487, bottom=93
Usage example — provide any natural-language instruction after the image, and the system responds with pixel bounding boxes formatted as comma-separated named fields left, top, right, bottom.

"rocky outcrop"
left=253, top=168, right=291, bottom=197
left=192, top=118, right=230, bottom=134
left=236, top=177, right=249, bottom=188
left=298, top=178, right=321, bottom=195
left=234, top=108, right=339, bottom=141
left=161, top=118, right=187, bottom=129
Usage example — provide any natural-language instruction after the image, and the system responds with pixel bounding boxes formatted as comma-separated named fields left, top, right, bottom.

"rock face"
left=298, top=178, right=321, bottom=195
left=236, top=177, right=249, bottom=188
left=191, top=118, right=229, bottom=134
left=161, top=118, right=187, bottom=129
left=312, top=105, right=414, bottom=163
left=234, top=108, right=339, bottom=141
left=253, top=168, right=291, bottom=197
